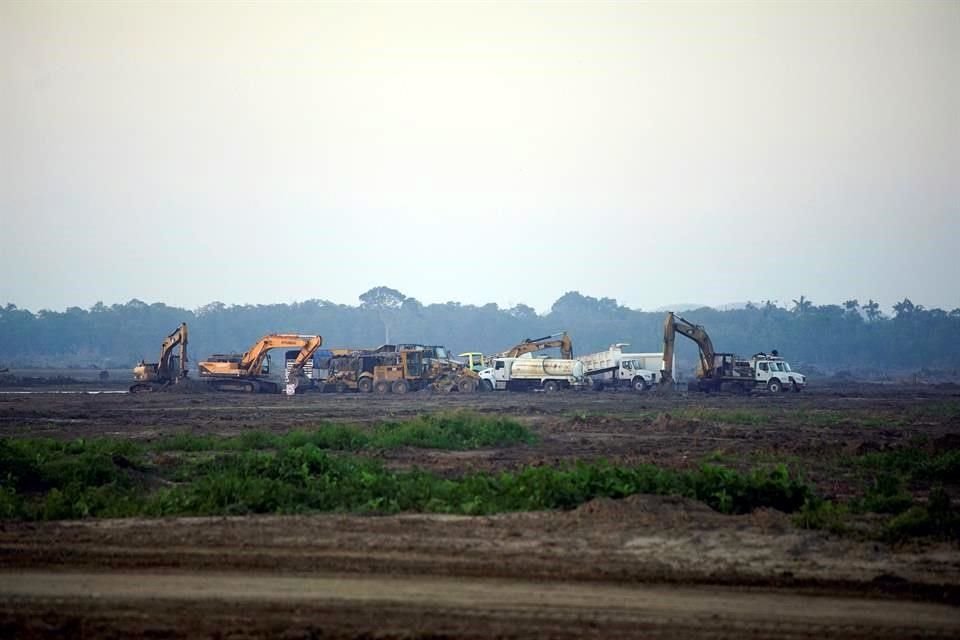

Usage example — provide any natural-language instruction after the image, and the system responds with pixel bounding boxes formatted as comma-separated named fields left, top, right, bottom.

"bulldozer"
left=130, top=323, right=189, bottom=393
left=198, top=334, right=323, bottom=394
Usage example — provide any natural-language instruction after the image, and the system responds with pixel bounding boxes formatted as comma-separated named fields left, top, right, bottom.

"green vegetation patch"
left=793, top=445, right=960, bottom=541
left=0, top=432, right=811, bottom=521
left=154, top=412, right=536, bottom=453
left=855, top=448, right=960, bottom=484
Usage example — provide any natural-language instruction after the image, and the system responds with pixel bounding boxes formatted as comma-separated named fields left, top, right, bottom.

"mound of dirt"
left=571, top=494, right=714, bottom=523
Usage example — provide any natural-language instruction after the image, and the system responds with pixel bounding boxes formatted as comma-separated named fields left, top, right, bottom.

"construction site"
left=121, top=312, right=807, bottom=398
left=1, top=313, right=958, bottom=638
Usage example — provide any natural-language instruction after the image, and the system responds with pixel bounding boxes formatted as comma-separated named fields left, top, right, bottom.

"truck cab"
left=751, top=354, right=806, bottom=392
left=619, top=359, right=656, bottom=390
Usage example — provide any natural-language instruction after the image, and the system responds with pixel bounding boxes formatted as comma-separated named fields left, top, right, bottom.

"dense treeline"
left=1, top=288, right=959, bottom=373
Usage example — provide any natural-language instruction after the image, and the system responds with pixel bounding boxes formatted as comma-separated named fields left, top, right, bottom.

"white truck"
left=745, top=353, right=806, bottom=392
left=578, top=347, right=657, bottom=391
left=687, top=352, right=807, bottom=393
left=478, top=357, right=584, bottom=392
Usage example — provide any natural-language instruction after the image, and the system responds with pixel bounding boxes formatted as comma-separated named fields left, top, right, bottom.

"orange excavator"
left=198, top=334, right=322, bottom=394
left=130, top=323, right=189, bottom=393
left=494, top=332, right=573, bottom=360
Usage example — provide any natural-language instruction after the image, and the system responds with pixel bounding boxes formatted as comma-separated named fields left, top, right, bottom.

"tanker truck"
left=478, top=357, right=584, bottom=392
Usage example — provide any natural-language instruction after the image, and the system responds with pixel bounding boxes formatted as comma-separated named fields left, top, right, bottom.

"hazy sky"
left=2, top=1, right=958, bottom=314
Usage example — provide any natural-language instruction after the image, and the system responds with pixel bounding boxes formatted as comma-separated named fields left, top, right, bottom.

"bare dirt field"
left=1, top=385, right=959, bottom=638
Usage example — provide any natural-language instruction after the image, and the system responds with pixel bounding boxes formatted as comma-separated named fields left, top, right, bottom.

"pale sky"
left=2, top=1, right=958, bottom=314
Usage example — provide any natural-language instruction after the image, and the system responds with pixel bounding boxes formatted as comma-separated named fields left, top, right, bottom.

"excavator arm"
left=661, top=312, right=715, bottom=384
left=496, top=332, right=573, bottom=360
left=157, top=323, right=188, bottom=380
left=240, top=334, right=323, bottom=376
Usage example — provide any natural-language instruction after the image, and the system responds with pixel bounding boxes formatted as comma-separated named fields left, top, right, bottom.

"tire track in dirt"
left=1, top=570, right=958, bottom=639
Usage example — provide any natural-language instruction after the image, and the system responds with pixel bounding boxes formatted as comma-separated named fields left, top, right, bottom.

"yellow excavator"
left=130, top=323, right=190, bottom=393
left=198, top=334, right=323, bottom=394
left=661, top=312, right=715, bottom=389
left=494, top=332, right=573, bottom=360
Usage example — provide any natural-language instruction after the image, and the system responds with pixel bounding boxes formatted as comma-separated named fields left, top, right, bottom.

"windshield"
left=782, top=362, right=792, bottom=371
left=434, top=347, right=448, bottom=359
left=772, top=362, right=785, bottom=372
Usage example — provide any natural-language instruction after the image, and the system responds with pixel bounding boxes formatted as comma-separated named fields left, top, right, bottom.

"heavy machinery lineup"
left=130, top=314, right=806, bottom=395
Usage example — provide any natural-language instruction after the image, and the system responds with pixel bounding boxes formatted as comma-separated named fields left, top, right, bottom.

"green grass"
left=855, top=448, right=960, bottom=484
left=0, top=430, right=812, bottom=521
left=791, top=445, right=960, bottom=541
left=154, top=412, right=537, bottom=453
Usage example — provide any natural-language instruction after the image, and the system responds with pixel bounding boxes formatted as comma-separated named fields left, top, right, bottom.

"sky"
left=2, top=1, right=958, bottom=314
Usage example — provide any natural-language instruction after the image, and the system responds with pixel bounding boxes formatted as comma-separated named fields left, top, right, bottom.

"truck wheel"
left=392, top=380, right=409, bottom=394
left=792, top=381, right=802, bottom=393
left=479, top=379, right=494, bottom=392
left=632, top=378, right=647, bottom=392
left=458, top=378, right=477, bottom=393
left=374, top=380, right=391, bottom=394
left=543, top=380, right=560, bottom=393
left=357, top=377, right=373, bottom=393
left=767, top=379, right=782, bottom=393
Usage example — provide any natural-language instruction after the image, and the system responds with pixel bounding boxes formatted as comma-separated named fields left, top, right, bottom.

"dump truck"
left=579, top=346, right=656, bottom=391
left=478, top=357, right=584, bottom=392
left=661, top=312, right=805, bottom=392
left=130, top=323, right=189, bottom=393
left=322, top=348, right=430, bottom=393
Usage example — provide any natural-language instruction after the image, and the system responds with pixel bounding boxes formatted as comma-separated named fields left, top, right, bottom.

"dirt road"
left=2, top=569, right=958, bottom=639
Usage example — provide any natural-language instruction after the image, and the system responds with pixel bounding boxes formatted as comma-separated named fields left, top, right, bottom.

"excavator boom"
left=496, top=332, right=573, bottom=360
left=198, top=333, right=323, bottom=393
left=661, top=312, right=715, bottom=385
left=158, top=322, right=189, bottom=380
left=239, top=334, right=324, bottom=375
left=130, top=322, right=188, bottom=392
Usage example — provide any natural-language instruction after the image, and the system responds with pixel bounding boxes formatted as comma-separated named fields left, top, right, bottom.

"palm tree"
left=843, top=299, right=859, bottom=313
left=791, top=295, right=813, bottom=314
left=863, top=299, right=881, bottom=321
left=893, top=298, right=916, bottom=317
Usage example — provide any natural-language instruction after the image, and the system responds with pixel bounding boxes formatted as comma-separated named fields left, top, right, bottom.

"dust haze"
left=1, top=1, right=958, bottom=313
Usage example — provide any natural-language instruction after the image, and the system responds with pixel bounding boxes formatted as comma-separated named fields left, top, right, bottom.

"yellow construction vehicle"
left=369, top=350, right=427, bottom=394
left=324, top=345, right=477, bottom=394
left=130, top=323, right=189, bottom=393
left=198, top=334, right=323, bottom=394
left=459, top=352, right=486, bottom=372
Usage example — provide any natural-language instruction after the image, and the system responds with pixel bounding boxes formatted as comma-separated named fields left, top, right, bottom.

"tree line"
left=1, top=287, right=959, bottom=374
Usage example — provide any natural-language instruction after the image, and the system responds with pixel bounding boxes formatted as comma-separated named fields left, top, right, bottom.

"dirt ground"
left=1, top=386, right=959, bottom=638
